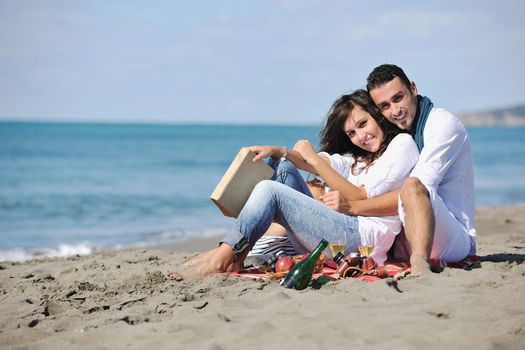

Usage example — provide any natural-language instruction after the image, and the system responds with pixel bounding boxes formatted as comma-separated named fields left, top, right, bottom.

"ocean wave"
left=0, top=226, right=231, bottom=263
left=0, top=242, right=96, bottom=263
left=147, top=226, right=229, bottom=242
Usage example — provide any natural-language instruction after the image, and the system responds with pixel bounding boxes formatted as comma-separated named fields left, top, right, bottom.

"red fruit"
left=275, top=256, right=295, bottom=273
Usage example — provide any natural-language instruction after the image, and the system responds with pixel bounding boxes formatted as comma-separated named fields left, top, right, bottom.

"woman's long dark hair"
left=319, top=89, right=404, bottom=174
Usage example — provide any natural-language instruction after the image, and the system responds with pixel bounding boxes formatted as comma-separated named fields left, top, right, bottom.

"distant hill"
left=458, top=104, right=525, bottom=126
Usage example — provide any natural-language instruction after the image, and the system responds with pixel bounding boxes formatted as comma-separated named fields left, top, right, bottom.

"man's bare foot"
left=409, top=253, right=431, bottom=276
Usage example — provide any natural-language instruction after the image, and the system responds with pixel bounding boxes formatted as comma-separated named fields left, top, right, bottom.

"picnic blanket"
left=222, top=255, right=480, bottom=284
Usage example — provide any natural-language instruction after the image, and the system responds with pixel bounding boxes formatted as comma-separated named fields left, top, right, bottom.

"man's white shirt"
left=403, top=107, right=477, bottom=256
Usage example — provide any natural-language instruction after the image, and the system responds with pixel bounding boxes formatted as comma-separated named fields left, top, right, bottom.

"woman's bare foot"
left=163, top=269, right=184, bottom=281
left=228, top=260, right=244, bottom=272
left=165, top=249, right=242, bottom=280
left=180, top=248, right=217, bottom=269
left=163, top=249, right=219, bottom=280
left=163, top=266, right=213, bottom=281
left=164, top=244, right=237, bottom=281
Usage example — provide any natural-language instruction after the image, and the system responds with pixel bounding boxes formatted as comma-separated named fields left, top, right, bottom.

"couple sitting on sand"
left=165, top=63, right=476, bottom=280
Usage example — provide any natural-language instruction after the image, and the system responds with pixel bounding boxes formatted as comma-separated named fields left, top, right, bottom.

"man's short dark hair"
left=366, top=64, right=412, bottom=92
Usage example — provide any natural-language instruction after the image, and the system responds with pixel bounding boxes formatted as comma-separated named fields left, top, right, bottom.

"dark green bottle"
left=280, top=239, right=329, bottom=290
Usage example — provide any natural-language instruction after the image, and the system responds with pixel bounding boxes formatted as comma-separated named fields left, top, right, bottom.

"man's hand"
left=320, top=190, right=352, bottom=214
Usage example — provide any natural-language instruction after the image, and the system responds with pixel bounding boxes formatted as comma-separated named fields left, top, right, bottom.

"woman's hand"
left=293, top=140, right=321, bottom=166
left=320, top=190, right=351, bottom=214
left=249, top=146, right=282, bottom=162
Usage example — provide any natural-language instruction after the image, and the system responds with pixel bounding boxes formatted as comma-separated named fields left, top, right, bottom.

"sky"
left=0, top=0, right=524, bottom=125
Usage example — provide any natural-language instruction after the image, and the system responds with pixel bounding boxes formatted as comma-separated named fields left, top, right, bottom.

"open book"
left=210, top=147, right=275, bottom=218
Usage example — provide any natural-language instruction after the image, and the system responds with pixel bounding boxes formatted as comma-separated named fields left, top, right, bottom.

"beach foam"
left=0, top=243, right=96, bottom=262
left=0, top=226, right=230, bottom=262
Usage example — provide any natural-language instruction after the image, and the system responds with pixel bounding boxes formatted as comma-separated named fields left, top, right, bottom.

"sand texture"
left=1, top=206, right=524, bottom=350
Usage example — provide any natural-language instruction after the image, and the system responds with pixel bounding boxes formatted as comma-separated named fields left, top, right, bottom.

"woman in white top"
left=166, top=90, right=418, bottom=280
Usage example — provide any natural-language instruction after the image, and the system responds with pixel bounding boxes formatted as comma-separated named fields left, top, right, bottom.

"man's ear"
left=410, top=81, right=418, bottom=96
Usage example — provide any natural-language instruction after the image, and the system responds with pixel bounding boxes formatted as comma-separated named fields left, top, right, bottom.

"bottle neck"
left=309, top=239, right=328, bottom=261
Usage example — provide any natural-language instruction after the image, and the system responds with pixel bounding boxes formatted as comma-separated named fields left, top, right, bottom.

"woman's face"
left=343, top=105, right=384, bottom=153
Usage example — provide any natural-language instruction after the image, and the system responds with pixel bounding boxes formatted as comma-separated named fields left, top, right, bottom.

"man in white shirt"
left=339, top=64, right=476, bottom=275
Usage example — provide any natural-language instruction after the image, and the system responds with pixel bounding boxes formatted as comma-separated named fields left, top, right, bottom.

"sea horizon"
left=0, top=118, right=322, bottom=128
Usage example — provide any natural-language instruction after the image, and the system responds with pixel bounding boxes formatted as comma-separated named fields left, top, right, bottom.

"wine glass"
left=329, top=240, right=346, bottom=257
left=358, top=244, right=373, bottom=257
left=328, top=231, right=346, bottom=258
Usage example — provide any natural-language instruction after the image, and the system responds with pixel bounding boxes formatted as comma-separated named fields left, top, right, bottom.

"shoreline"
left=1, top=205, right=524, bottom=349
left=2, top=205, right=524, bottom=264
left=0, top=235, right=224, bottom=264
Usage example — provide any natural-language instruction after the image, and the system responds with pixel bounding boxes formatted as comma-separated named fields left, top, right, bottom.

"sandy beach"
left=1, top=206, right=524, bottom=350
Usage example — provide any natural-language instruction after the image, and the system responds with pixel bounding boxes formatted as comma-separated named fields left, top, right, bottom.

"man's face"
left=369, top=77, right=418, bottom=130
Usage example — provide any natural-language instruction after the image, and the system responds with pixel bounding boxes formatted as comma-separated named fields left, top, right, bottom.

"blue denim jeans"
left=222, top=160, right=360, bottom=259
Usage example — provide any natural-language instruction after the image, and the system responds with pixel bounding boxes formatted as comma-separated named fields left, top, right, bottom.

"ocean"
left=1, top=121, right=524, bottom=261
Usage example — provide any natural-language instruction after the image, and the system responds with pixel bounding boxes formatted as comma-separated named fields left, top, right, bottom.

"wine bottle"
left=280, top=239, right=329, bottom=290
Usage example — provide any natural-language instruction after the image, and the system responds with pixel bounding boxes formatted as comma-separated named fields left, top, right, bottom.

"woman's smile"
left=344, top=106, right=384, bottom=153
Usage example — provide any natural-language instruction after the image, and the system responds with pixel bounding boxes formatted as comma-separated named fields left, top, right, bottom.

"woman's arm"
left=249, top=145, right=321, bottom=174
left=293, top=140, right=368, bottom=201
left=346, top=134, right=419, bottom=216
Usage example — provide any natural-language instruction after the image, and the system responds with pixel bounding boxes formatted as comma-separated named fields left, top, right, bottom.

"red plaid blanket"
left=220, top=255, right=480, bottom=283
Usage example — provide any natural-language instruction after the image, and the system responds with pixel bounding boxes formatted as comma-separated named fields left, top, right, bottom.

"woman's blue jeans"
left=222, top=159, right=360, bottom=259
